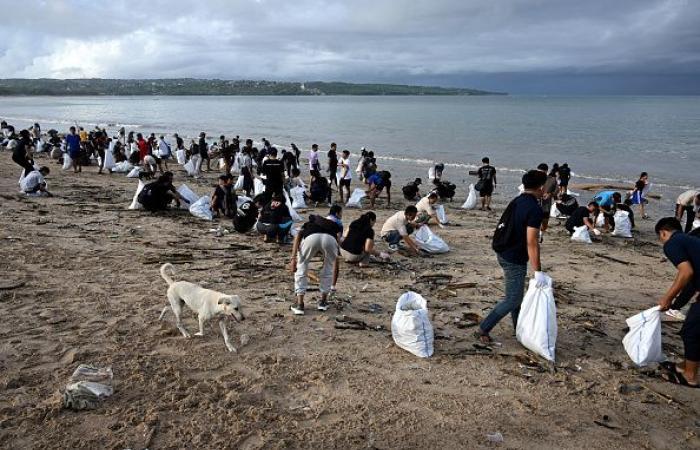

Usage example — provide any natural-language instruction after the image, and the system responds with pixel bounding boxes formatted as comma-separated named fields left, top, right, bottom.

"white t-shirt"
left=339, top=156, right=352, bottom=180
left=381, top=211, right=409, bottom=237
left=20, top=171, right=44, bottom=193
left=677, top=190, right=698, bottom=206
left=416, top=196, right=436, bottom=216
left=158, top=139, right=171, bottom=157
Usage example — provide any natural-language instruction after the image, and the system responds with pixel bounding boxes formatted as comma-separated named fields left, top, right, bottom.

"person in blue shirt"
left=65, top=126, right=82, bottom=173
left=367, top=171, right=392, bottom=209
left=592, top=190, right=618, bottom=231
left=477, top=170, right=549, bottom=344
left=655, top=217, right=700, bottom=388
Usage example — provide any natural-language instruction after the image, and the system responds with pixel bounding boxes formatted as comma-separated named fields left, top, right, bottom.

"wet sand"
left=0, top=152, right=698, bottom=449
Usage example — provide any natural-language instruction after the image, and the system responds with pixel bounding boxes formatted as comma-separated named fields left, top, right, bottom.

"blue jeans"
left=479, top=255, right=527, bottom=335
left=383, top=231, right=402, bottom=245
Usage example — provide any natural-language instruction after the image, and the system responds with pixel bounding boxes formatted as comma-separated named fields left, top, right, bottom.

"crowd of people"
left=3, top=119, right=700, bottom=389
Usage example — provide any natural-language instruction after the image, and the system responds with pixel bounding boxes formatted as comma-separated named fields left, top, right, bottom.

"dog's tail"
left=160, top=263, right=175, bottom=286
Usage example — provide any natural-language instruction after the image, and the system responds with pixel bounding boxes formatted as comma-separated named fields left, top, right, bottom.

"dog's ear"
left=217, top=297, right=230, bottom=305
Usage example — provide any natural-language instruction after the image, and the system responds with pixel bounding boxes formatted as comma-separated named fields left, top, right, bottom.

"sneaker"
left=388, top=244, right=399, bottom=252
left=290, top=304, right=305, bottom=315
left=317, top=300, right=329, bottom=311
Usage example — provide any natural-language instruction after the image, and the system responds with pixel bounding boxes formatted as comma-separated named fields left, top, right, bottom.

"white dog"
left=159, top=263, right=244, bottom=352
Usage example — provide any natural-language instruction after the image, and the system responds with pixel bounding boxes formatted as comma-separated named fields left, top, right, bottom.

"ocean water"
left=2, top=95, right=698, bottom=208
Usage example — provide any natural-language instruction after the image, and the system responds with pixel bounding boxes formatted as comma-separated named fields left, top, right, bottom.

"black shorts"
left=479, top=181, right=493, bottom=197
left=339, top=178, right=351, bottom=188
left=540, top=198, right=552, bottom=214
left=681, top=298, right=700, bottom=361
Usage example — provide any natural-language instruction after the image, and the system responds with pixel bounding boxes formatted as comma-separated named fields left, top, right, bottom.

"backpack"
left=492, top=198, right=519, bottom=253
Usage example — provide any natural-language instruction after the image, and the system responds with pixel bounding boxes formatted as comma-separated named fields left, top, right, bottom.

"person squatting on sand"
left=380, top=205, right=421, bottom=255
left=339, top=211, right=390, bottom=267
left=477, top=170, right=548, bottom=344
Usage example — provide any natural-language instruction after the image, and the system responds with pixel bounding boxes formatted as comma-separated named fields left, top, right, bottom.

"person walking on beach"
left=65, top=126, right=82, bottom=173
left=261, top=148, right=285, bottom=199
left=136, top=133, right=149, bottom=162
left=157, top=135, right=171, bottom=172
left=538, top=163, right=558, bottom=241
left=654, top=217, right=700, bottom=388
left=309, top=144, right=321, bottom=182
left=476, top=157, right=497, bottom=211
left=675, top=190, right=699, bottom=233
left=631, top=172, right=650, bottom=219
left=558, top=163, right=571, bottom=195
left=237, top=140, right=255, bottom=197
left=476, top=170, right=549, bottom=344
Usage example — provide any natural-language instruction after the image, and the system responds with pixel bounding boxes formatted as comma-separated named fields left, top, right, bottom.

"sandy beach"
left=0, top=152, right=698, bottom=450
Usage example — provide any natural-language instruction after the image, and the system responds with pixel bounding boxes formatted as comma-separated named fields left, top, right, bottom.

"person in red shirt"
left=137, top=133, right=149, bottom=161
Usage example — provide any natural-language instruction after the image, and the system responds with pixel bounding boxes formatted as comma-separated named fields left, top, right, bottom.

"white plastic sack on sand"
left=283, top=191, right=303, bottom=222
left=622, top=306, right=664, bottom=367
left=126, top=167, right=141, bottom=178
left=461, top=184, right=477, bottom=210
left=189, top=196, right=213, bottom=221
left=231, top=157, right=240, bottom=174
left=103, top=149, right=116, bottom=171
left=177, top=184, right=199, bottom=209
left=414, top=225, right=449, bottom=254
left=346, top=188, right=366, bottom=208
left=128, top=180, right=145, bottom=210
left=571, top=225, right=592, bottom=244
left=184, top=156, right=201, bottom=177
left=290, top=186, right=307, bottom=209
left=595, top=213, right=605, bottom=228
left=233, top=175, right=244, bottom=191
left=175, top=149, right=186, bottom=165
left=435, top=204, right=448, bottom=224
left=516, top=274, right=557, bottom=362
left=62, top=153, right=73, bottom=170
left=391, top=291, right=434, bottom=358
left=254, top=178, right=265, bottom=196
left=612, top=210, right=633, bottom=238
left=550, top=202, right=564, bottom=218
left=112, top=161, right=133, bottom=173
left=218, top=158, right=226, bottom=170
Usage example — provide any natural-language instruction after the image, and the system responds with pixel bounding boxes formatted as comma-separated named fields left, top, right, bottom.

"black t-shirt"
left=341, top=223, right=374, bottom=255
left=498, top=194, right=544, bottom=264
left=233, top=200, right=258, bottom=231
left=566, top=206, right=591, bottom=230
left=261, top=159, right=285, bottom=186
left=327, top=150, right=338, bottom=171
left=12, top=138, right=29, bottom=161
left=664, top=232, right=700, bottom=291
left=477, top=165, right=496, bottom=182
left=559, top=167, right=571, bottom=181
left=302, top=215, right=343, bottom=239
left=198, top=138, right=208, bottom=157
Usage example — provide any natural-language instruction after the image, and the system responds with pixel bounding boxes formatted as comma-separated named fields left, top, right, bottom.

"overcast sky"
left=1, top=0, right=699, bottom=93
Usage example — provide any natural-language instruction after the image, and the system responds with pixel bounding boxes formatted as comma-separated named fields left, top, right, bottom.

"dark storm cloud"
left=0, top=0, right=698, bottom=92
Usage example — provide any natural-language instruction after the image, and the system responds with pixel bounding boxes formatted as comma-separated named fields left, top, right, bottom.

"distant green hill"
left=0, top=78, right=505, bottom=96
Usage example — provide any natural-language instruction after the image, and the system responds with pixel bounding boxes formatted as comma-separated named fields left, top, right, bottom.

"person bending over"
left=675, top=190, right=700, bottom=233
left=654, top=217, right=700, bottom=388
left=289, top=209, right=344, bottom=315
left=21, top=167, right=52, bottom=197
left=137, top=172, right=187, bottom=212
left=367, top=171, right=392, bottom=209
left=565, top=201, right=599, bottom=235
left=380, top=205, right=421, bottom=255
left=415, top=192, right=441, bottom=226
left=256, top=193, right=293, bottom=244
left=212, top=174, right=237, bottom=219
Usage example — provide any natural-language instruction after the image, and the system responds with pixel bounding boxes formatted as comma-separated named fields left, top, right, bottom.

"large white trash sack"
left=414, top=225, right=449, bottom=254
left=233, top=175, right=244, bottom=191
left=550, top=202, right=564, bottom=218
left=112, top=161, right=133, bottom=173
left=177, top=184, right=199, bottom=209
left=103, top=149, right=116, bottom=171
left=391, top=291, right=434, bottom=358
left=175, top=149, right=186, bottom=165
left=516, top=274, right=557, bottom=362
left=290, top=186, right=307, bottom=209
left=612, top=210, right=633, bottom=238
left=62, top=153, right=73, bottom=170
left=622, top=306, right=664, bottom=367
left=435, top=204, right=448, bottom=224
left=126, top=167, right=141, bottom=178
left=231, top=157, right=240, bottom=174
left=693, top=219, right=700, bottom=231
left=346, top=188, right=366, bottom=208
left=183, top=156, right=202, bottom=177
left=253, top=178, right=265, bottom=196
left=571, top=225, right=592, bottom=244
left=283, top=191, right=303, bottom=222
left=595, top=213, right=605, bottom=228
left=461, top=184, right=477, bottom=210
left=189, top=196, right=213, bottom=220
left=128, top=180, right=145, bottom=210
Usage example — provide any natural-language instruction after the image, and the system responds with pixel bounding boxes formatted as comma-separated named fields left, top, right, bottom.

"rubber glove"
left=534, top=271, right=549, bottom=288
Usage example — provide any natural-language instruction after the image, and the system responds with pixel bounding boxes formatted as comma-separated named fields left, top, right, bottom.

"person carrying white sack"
left=288, top=207, right=344, bottom=315
left=654, top=217, right=700, bottom=388
left=476, top=170, right=549, bottom=345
